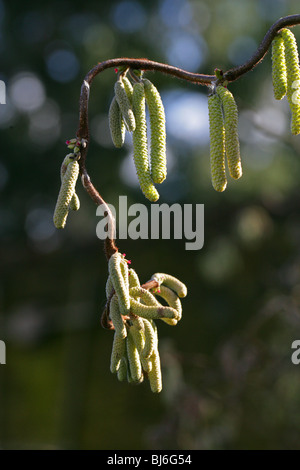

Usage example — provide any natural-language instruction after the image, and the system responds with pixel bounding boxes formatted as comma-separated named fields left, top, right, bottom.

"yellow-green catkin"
left=130, top=286, right=161, bottom=307
left=130, top=298, right=178, bottom=321
left=208, top=93, right=227, bottom=192
left=148, top=350, right=162, bottom=393
left=152, top=273, right=187, bottom=298
left=122, top=76, right=134, bottom=103
left=130, top=318, right=145, bottom=355
left=216, top=86, right=242, bottom=180
left=109, top=96, right=126, bottom=148
left=153, top=285, right=182, bottom=320
left=128, top=268, right=140, bottom=289
left=143, top=78, right=167, bottom=184
left=60, top=155, right=80, bottom=212
left=120, top=257, right=129, bottom=293
left=117, top=356, right=128, bottom=381
left=53, top=159, right=79, bottom=229
left=114, top=79, right=136, bottom=132
left=105, top=275, right=114, bottom=299
left=141, top=318, right=156, bottom=359
left=126, top=330, right=143, bottom=382
left=281, top=28, right=300, bottom=135
left=69, top=192, right=80, bottom=211
left=132, top=82, right=160, bottom=202
left=108, top=252, right=130, bottom=316
left=110, top=294, right=127, bottom=339
left=272, top=33, right=287, bottom=100
left=110, top=331, right=126, bottom=373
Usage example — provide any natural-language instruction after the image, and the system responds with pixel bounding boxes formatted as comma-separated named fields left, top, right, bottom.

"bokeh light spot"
left=10, top=72, right=45, bottom=112
left=112, top=1, right=146, bottom=33
left=46, top=49, right=79, bottom=83
left=164, top=90, right=209, bottom=146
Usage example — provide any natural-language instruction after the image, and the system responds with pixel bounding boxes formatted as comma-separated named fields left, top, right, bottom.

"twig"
left=75, top=14, right=300, bottom=259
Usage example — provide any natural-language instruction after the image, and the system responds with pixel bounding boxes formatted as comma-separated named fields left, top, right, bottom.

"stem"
left=224, top=14, right=300, bottom=82
left=75, top=14, right=300, bottom=259
left=81, top=170, right=118, bottom=260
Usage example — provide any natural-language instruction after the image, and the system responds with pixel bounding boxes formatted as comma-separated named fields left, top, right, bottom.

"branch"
left=75, top=14, right=300, bottom=259
left=224, top=14, right=300, bottom=82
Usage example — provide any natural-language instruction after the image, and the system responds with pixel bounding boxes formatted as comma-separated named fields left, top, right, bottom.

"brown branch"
left=141, top=280, right=159, bottom=291
left=224, top=14, right=300, bottom=82
left=81, top=170, right=118, bottom=260
left=75, top=14, right=300, bottom=259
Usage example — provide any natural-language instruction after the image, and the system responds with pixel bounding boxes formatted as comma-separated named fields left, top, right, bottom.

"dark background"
left=1, top=0, right=300, bottom=450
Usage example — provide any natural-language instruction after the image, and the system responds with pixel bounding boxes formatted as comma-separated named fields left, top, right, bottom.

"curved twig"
left=75, top=14, right=300, bottom=260
left=224, top=14, right=300, bottom=81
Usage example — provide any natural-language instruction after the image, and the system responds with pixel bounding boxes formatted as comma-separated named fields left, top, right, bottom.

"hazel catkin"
left=208, top=93, right=227, bottom=192
left=117, top=356, right=128, bottom=382
left=281, top=28, right=300, bottom=135
left=110, top=331, right=126, bottom=373
left=108, top=252, right=130, bottom=316
left=126, top=329, right=143, bottom=383
left=109, top=294, right=127, bottom=339
left=60, top=155, right=80, bottom=212
left=151, top=273, right=187, bottom=298
left=114, top=79, right=136, bottom=132
left=53, top=159, right=79, bottom=229
left=109, top=96, right=126, bottom=148
left=272, top=33, right=287, bottom=100
left=148, top=349, right=162, bottom=393
left=132, top=82, right=160, bottom=202
left=216, top=86, right=242, bottom=181
left=143, top=78, right=167, bottom=184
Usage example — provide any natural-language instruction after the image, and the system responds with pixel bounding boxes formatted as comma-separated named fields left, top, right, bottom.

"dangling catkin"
left=60, top=155, right=80, bottom=212
left=126, top=330, right=143, bottom=382
left=130, top=298, right=179, bottom=321
left=208, top=93, right=227, bottom=192
left=114, top=79, right=136, bottom=132
left=122, top=76, right=134, bottom=103
left=130, top=318, right=145, bottom=354
left=109, top=96, right=125, bottom=148
left=130, top=286, right=161, bottom=307
left=148, top=349, right=162, bottom=393
left=53, top=159, right=79, bottom=229
left=110, top=331, right=126, bottom=373
left=128, top=268, right=140, bottom=289
left=141, top=318, right=157, bottom=359
left=132, top=82, right=159, bottom=202
left=143, top=78, right=167, bottom=184
left=109, top=294, right=127, bottom=339
left=105, top=275, right=114, bottom=300
left=216, top=86, right=242, bottom=180
left=117, top=356, right=128, bottom=381
left=272, top=33, right=287, bottom=100
left=281, top=28, right=300, bottom=135
left=108, top=252, right=130, bottom=316
left=153, top=285, right=182, bottom=320
left=151, top=273, right=187, bottom=298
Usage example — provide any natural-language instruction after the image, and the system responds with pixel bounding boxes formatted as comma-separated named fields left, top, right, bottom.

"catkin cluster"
left=271, top=28, right=300, bottom=135
left=208, top=85, right=242, bottom=192
left=53, top=138, right=84, bottom=229
left=105, top=251, right=187, bottom=393
left=109, top=71, right=167, bottom=202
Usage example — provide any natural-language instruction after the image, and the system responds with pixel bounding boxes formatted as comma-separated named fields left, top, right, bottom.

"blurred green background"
left=1, top=0, right=300, bottom=450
